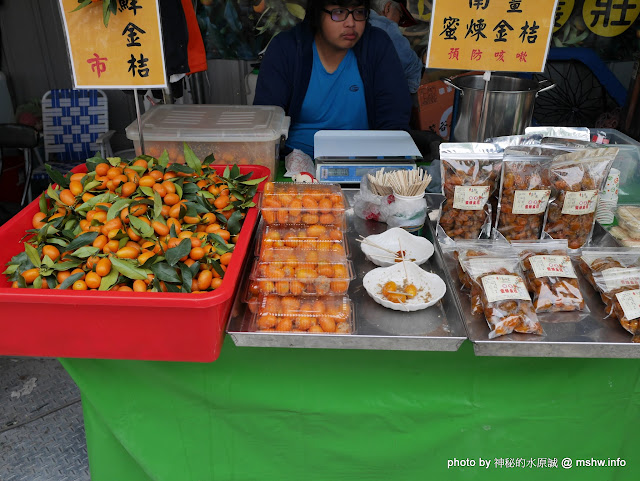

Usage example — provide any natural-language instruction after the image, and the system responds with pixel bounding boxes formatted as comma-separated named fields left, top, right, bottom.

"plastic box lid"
left=125, top=104, right=288, bottom=142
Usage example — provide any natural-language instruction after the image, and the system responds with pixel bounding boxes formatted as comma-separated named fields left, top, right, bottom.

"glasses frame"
left=322, top=7, right=369, bottom=22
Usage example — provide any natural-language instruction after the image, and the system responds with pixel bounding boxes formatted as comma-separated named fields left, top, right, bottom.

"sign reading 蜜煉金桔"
left=59, top=0, right=167, bottom=88
left=426, top=0, right=558, bottom=72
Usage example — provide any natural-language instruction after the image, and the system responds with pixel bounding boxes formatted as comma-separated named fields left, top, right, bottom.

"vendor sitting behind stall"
left=253, top=0, right=412, bottom=159
left=369, top=0, right=422, bottom=94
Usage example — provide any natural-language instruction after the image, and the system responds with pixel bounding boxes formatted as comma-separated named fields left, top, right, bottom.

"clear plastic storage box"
left=249, top=294, right=354, bottom=334
left=125, top=105, right=290, bottom=180
left=260, top=182, right=347, bottom=225
left=249, top=249, right=354, bottom=297
left=256, top=223, right=350, bottom=257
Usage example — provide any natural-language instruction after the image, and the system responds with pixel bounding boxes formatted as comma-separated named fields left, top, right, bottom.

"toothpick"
left=356, top=237, right=399, bottom=255
left=398, top=239, right=409, bottom=283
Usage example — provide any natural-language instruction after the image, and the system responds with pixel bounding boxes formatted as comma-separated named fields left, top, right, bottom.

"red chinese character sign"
left=59, top=0, right=167, bottom=88
left=426, top=0, right=559, bottom=72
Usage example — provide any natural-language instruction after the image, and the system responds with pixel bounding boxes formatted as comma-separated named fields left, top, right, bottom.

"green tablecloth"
left=60, top=339, right=640, bottom=481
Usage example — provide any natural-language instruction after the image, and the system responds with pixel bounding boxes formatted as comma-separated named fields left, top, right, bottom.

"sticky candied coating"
left=497, top=160, right=551, bottom=241
left=439, top=159, right=501, bottom=240
left=519, top=249, right=585, bottom=313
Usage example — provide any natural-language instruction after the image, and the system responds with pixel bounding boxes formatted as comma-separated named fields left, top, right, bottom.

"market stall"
left=2, top=1, right=640, bottom=479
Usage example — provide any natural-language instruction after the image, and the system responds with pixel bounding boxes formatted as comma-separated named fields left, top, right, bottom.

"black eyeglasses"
left=322, top=7, right=369, bottom=22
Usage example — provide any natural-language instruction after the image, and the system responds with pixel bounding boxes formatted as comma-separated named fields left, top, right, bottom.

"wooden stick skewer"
left=398, top=239, right=410, bottom=283
left=371, top=254, right=416, bottom=261
left=356, top=236, right=398, bottom=255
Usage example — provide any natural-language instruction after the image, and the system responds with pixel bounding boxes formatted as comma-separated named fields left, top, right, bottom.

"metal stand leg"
left=21, top=149, right=33, bottom=206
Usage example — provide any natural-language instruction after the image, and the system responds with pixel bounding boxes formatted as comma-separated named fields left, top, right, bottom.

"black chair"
left=0, top=123, right=40, bottom=206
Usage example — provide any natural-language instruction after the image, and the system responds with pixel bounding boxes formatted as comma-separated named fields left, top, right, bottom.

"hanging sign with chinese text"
left=59, top=0, right=167, bottom=89
left=426, top=0, right=559, bottom=72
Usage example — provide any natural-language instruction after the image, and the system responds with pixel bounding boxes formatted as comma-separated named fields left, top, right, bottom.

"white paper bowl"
left=362, top=262, right=446, bottom=311
left=360, top=227, right=434, bottom=267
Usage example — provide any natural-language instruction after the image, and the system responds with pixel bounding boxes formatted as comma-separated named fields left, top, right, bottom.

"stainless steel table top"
left=227, top=190, right=467, bottom=351
left=442, top=223, right=640, bottom=358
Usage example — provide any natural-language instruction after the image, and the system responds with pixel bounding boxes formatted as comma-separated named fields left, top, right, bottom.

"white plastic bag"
left=284, top=149, right=315, bottom=177
left=353, top=173, right=391, bottom=222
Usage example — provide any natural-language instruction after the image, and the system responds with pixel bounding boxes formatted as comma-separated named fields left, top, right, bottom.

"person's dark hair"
left=305, top=0, right=371, bottom=34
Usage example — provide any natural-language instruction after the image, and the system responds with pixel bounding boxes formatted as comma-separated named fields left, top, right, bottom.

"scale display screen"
left=327, top=167, right=350, bottom=177
left=316, top=162, right=416, bottom=184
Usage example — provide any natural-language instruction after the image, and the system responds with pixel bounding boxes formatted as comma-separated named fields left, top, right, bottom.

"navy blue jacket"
left=254, top=19, right=411, bottom=132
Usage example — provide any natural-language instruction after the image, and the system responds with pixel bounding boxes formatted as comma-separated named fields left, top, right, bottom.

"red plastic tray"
left=0, top=164, right=270, bottom=362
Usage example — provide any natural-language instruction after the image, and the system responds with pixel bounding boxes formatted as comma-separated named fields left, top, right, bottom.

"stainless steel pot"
left=443, top=75, right=555, bottom=142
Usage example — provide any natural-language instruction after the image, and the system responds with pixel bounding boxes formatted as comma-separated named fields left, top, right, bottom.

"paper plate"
left=362, top=262, right=446, bottom=311
left=360, top=227, right=434, bottom=267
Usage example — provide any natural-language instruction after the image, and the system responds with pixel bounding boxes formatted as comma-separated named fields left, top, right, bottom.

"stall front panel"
left=60, top=340, right=640, bottom=481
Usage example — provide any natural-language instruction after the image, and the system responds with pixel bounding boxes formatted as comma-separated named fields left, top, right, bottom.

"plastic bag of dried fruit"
left=437, top=143, right=503, bottom=241
left=577, top=247, right=640, bottom=292
left=542, top=148, right=618, bottom=249
left=461, top=255, right=544, bottom=339
left=591, top=265, right=640, bottom=342
left=440, top=238, right=513, bottom=316
left=512, top=239, right=588, bottom=313
left=495, top=154, right=553, bottom=241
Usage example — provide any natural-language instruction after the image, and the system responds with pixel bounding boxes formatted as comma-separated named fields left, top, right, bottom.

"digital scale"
left=314, top=130, right=421, bottom=184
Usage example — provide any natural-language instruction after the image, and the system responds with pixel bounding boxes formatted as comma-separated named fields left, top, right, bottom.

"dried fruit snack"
left=438, top=143, right=502, bottom=240
left=592, top=267, right=640, bottom=342
left=461, top=256, right=543, bottom=339
left=542, top=148, right=617, bottom=249
left=260, top=182, right=346, bottom=226
left=512, top=240, right=586, bottom=313
left=495, top=156, right=552, bottom=241
left=577, top=248, right=640, bottom=291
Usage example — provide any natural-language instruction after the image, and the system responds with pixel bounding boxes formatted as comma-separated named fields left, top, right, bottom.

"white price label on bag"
left=512, top=190, right=551, bottom=214
left=616, top=289, right=640, bottom=321
left=453, top=186, right=490, bottom=211
left=561, top=190, right=598, bottom=215
left=481, top=274, right=531, bottom=303
left=529, top=255, right=577, bottom=278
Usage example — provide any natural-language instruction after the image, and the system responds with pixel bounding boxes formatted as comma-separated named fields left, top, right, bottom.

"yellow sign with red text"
left=426, top=0, right=558, bottom=72
left=59, top=0, right=166, bottom=88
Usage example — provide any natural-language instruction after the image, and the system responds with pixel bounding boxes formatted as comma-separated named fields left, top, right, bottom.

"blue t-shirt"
left=286, top=42, right=369, bottom=157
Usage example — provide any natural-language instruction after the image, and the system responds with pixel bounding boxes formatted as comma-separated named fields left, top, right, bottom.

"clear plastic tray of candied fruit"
left=249, top=294, right=354, bottom=334
left=255, top=223, right=350, bottom=257
left=248, top=249, right=354, bottom=296
left=260, top=182, right=347, bottom=225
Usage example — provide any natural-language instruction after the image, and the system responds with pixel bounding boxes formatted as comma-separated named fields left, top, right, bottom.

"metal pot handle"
left=442, top=77, right=464, bottom=95
left=536, top=79, right=556, bottom=97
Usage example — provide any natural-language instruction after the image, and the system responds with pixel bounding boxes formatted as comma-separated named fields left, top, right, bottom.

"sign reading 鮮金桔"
left=59, top=0, right=167, bottom=89
left=426, top=0, right=558, bottom=72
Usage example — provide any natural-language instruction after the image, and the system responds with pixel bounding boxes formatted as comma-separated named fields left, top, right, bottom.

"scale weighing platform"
left=313, top=130, right=421, bottom=184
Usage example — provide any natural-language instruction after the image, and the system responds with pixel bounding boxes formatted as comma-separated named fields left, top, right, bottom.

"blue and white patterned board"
left=41, top=89, right=109, bottom=162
